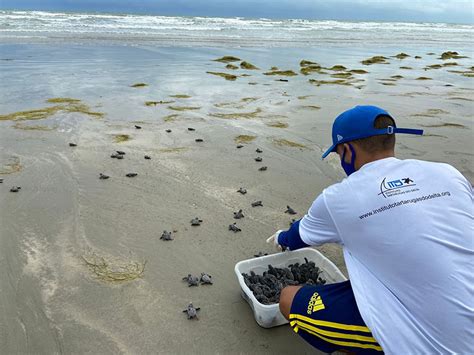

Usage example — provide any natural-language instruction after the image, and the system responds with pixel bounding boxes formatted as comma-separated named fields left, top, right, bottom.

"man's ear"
left=342, top=143, right=351, bottom=161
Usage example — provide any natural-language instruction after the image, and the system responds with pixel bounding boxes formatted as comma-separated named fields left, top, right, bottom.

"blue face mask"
left=341, top=144, right=356, bottom=176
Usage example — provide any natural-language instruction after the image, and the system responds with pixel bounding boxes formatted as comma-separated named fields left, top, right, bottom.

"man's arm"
left=278, top=193, right=341, bottom=250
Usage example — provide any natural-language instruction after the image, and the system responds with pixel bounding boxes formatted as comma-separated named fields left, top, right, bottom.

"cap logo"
left=337, top=134, right=343, bottom=142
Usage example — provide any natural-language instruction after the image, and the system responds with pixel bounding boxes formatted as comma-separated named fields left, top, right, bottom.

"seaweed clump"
left=266, top=121, right=288, bottom=128
left=82, top=252, right=146, bottom=283
left=327, top=65, right=347, bottom=71
left=300, top=65, right=323, bottom=75
left=300, top=60, right=319, bottom=67
left=0, top=99, right=104, bottom=121
left=393, top=53, right=410, bottom=59
left=234, top=135, right=257, bottom=144
left=113, top=134, right=131, bottom=143
left=240, top=61, right=259, bottom=70
left=211, top=108, right=262, bottom=120
left=226, top=64, right=239, bottom=70
left=263, top=70, right=298, bottom=77
left=167, top=106, right=201, bottom=111
left=46, top=98, right=81, bottom=104
left=214, top=56, right=241, bottom=63
left=169, top=94, right=192, bottom=99
left=416, top=77, right=432, bottom=80
left=0, top=156, right=21, bottom=175
left=130, top=83, right=148, bottom=88
left=361, top=56, right=388, bottom=65
left=272, top=138, right=307, bottom=149
left=349, top=69, right=368, bottom=74
left=206, top=71, right=238, bottom=81
left=309, top=79, right=351, bottom=86
left=439, top=51, right=468, bottom=60
left=145, top=100, right=174, bottom=106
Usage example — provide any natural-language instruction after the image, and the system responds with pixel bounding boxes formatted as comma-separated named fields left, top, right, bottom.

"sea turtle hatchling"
left=254, top=251, right=268, bottom=258
left=69, top=143, right=77, bottom=147
left=188, top=127, right=195, bottom=131
left=182, top=303, right=200, bottom=320
left=251, top=200, right=263, bottom=207
left=125, top=173, right=138, bottom=178
left=237, top=187, right=247, bottom=195
left=182, top=274, right=199, bottom=287
left=116, top=151, right=126, bottom=155
left=166, top=129, right=172, bottom=133
left=236, top=144, right=244, bottom=149
left=10, top=186, right=21, bottom=192
left=200, top=273, right=213, bottom=285
left=0, top=178, right=3, bottom=183
left=256, top=148, right=263, bottom=153
left=233, top=209, right=244, bottom=219
left=259, top=166, right=268, bottom=171
left=160, top=230, right=173, bottom=241
left=144, top=155, right=151, bottom=160
left=190, top=217, right=203, bottom=226
left=99, top=173, right=110, bottom=180
left=135, top=125, right=142, bottom=129
left=285, top=205, right=297, bottom=215
left=229, top=223, right=241, bottom=232
left=195, top=138, right=204, bottom=142
left=255, top=157, right=263, bottom=162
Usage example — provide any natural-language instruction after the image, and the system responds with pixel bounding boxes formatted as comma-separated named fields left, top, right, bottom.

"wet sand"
left=0, top=44, right=473, bottom=354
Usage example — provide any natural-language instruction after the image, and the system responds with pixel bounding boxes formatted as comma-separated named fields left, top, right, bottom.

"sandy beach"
left=0, top=13, right=473, bottom=354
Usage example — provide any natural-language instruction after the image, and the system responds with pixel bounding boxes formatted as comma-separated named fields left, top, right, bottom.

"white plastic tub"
left=234, top=248, right=347, bottom=328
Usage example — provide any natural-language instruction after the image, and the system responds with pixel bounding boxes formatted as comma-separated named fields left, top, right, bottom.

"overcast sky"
left=1, top=0, right=473, bottom=24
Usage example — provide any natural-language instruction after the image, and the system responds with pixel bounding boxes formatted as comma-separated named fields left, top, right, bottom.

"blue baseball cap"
left=321, top=105, right=423, bottom=159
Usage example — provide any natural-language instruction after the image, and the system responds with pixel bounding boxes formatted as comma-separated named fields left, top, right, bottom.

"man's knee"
left=279, top=286, right=302, bottom=320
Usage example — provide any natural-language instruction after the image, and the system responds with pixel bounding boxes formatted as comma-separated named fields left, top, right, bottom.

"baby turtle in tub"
left=183, top=303, right=200, bottom=320
left=255, top=157, right=263, bottom=162
left=200, top=273, right=213, bottom=285
left=285, top=205, right=297, bottom=215
left=99, top=173, right=110, bottom=180
left=233, top=209, right=244, bottom=219
left=229, top=223, right=241, bottom=232
left=251, top=200, right=263, bottom=207
left=190, top=217, right=203, bottom=226
left=259, top=166, right=268, bottom=171
left=237, top=187, right=247, bottom=195
left=182, top=274, right=199, bottom=287
left=10, top=186, right=21, bottom=193
left=160, top=230, right=173, bottom=241
left=125, top=173, right=138, bottom=178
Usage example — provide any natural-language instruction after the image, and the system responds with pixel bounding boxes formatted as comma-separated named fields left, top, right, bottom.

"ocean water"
left=1, top=10, right=473, bottom=47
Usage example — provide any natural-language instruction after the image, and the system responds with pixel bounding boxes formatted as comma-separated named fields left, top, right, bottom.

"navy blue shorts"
left=289, top=280, right=383, bottom=354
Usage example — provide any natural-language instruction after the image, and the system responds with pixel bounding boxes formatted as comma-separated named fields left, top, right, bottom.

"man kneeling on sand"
left=267, top=105, right=472, bottom=354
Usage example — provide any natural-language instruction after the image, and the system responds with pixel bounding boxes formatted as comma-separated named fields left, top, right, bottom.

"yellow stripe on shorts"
left=294, top=319, right=379, bottom=343
left=289, top=313, right=372, bottom=333
left=294, top=321, right=383, bottom=351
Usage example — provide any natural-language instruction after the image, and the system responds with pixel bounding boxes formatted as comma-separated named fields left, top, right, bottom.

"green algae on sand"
left=330, top=72, right=353, bottom=79
left=393, top=53, right=410, bottom=59
left=12, top=122, right=57, bottom=131
left=416, top=77, right=432, bottom=80
left=234, top=135, right=256, bottom=143
left=0, top=99, right=104, bottom=121
left=145, top=100, right=174, bottom=106
left=300, top=65, right=323, bottom=75
left=169, top=94, right=192, bottom=99
left=240, top=61, right=259, bottom=70
left=263, top=70, right=298, bottom=76
left=159, top=147, right=188, bottom=153
left=226, top=64, right=239, bottom=70
left=272, top=138, right=307, bottom=149
left=439, top=51, right=468, bottom=60
left=46, top=97, right=82, bottom=104
left=309, top=79, right=351, bottom=86
left=349, top=69, right=369, bottom=74
left=361, top=56, right=388, bottom=65
left=211, top=108, right=262, bottom=120
left=113, top=134, right=131, bottom=143
left=0, top=156, right=21, bottom=175
left=167, top=106, right=201, bottom=111
left=300, top=60, right=319, bottom=67
left=206, top=71, right=238, bottom=81
left=82, top=252, right=146, bottom=283
left=266, top=121, right=288, bottom=128
left=130, top=83, right=148, bottom=88
left=327, top=65, right=347, bottom=71
left=163, top=114, right=180, bottom=122
left=400, top=66, right=413, bottom=70
left=213, top=56, right=241, bottom=63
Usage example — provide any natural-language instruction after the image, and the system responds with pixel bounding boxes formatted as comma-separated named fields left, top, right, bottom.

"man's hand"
left=266, top=230, right=285, bottom=251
